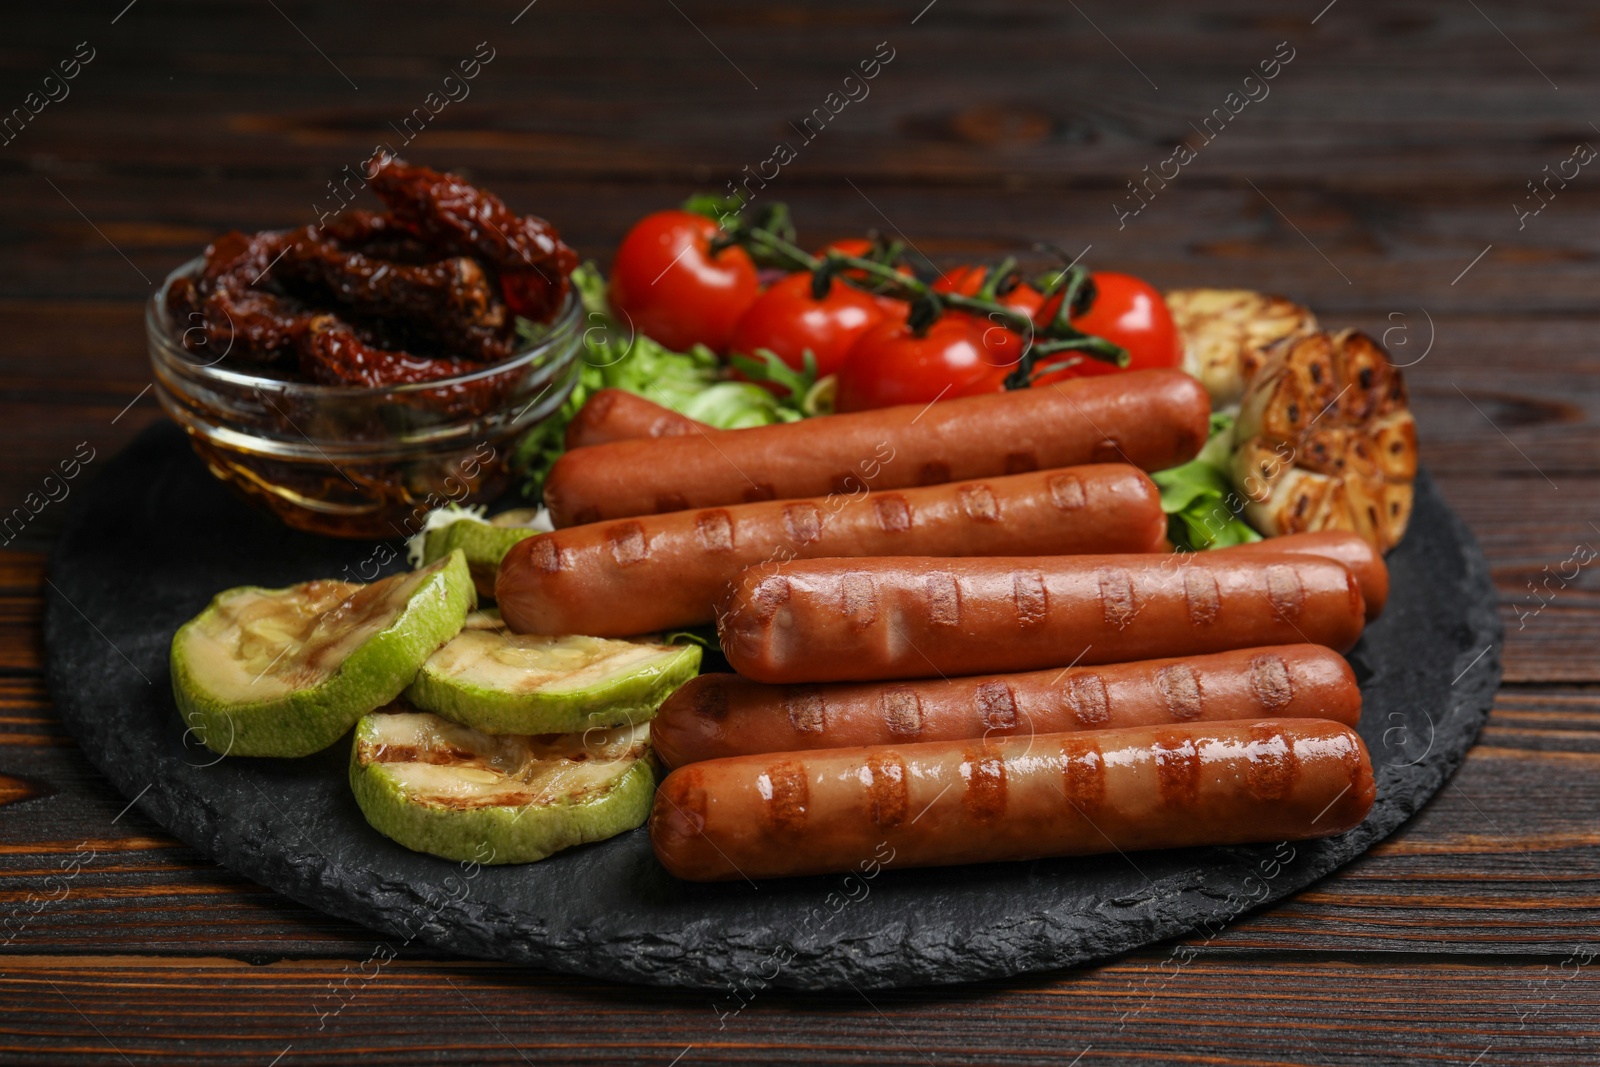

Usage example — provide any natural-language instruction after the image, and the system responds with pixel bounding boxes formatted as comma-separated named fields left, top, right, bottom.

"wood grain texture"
left=1, top=955, right=1597, bottom=1067
left=3, top=0, right=1598, bottom=1061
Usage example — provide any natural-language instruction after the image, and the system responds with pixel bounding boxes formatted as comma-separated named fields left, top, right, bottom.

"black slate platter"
left=44, top=422, right=1503, bottom=991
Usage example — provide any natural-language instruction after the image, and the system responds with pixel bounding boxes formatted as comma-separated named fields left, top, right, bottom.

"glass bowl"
left=148, top=257, right=582, bottom=540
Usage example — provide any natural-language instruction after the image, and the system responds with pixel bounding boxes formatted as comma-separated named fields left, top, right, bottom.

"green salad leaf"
left=727, top=348, right=819, bottom=406
left=1151, top=413, right=1263, bottom=552
left=681, top=192, right=746, bottom=224
left=660, top=625, right=722, bottom=654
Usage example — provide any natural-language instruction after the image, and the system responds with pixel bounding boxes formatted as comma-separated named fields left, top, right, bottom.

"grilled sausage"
left=650, top=718, right=1375, bottom=880
left=1214, top=532, right=1389, bottom=619
left=651, top=644, right=1359, bottom=768
left=564, top=388, right=708, bottom=451
left=499, top=464, right=1166, bottom=637
left=544, top=368, right=1210, bottom=527
left=718, top=552, right=1366, bottom=683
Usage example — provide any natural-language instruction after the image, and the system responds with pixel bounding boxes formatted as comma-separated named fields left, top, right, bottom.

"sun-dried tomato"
left=164, top=155, right=575, bottom=412
left=366, top=155, right=577, bottom=321
left=169, top=230, right=308, bottom=364
left=298, top=316, right=470, bottom=387
left=274, top=227, right=513, bottom=362
left=320, top=210, right=438, bottom=265
left=298, top=316, right=518, bottom=419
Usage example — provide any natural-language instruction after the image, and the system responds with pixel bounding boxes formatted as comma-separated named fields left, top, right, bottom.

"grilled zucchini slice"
left=350, top=707, right=654, bottom=864
left=170, top=551, right=474, bottom=757
left=419, top=509, right=548, bottom=599
left=406, top=627, right=701, bottom=735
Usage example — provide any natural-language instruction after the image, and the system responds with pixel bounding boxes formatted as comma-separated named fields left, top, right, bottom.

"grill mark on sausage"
left=1063, top=673, right=1110, bottom=727
left=783, top=503, right=823, bottom=545
left=961, top=752, right=1007, bottom=820
left=1013, top=572, right=1048, bottom=627
left=1250, top=653, right=1294, bottom=713
left=692, top=679, right=729, bottom=721
left=1247, top=724, right=1297, bottom=801
left=1091, top=437, right=1126, bottom=463
left=653, top=492, right=689, bottom=514
left=1062, top=741, right=1105, bottom=812
left=748, top=575, right=791, bottom=623
left=975, top=680, right=1018, bottom=730
left=606, top=523, right=649, bottom=566
left=865, top=750, right=909, bottom=828
left=528, top=536, right=565, bottom=574
left=586, top=390, right=618, bottom=421
left=1156, top=664, right=1203, bottom=722
left=1048, top=473, right=1086, bottom=510
left=1153, top=731, right=1201, bottom=806
left=784, top=686, right=826, bottom=734
left=1098, top=567, right=1139, bottom=630
left=673, top=766, right=709, bottom=833
left=873, top=494, right=912, bottom=533
left=917, top=460, right=952, bottom=485
left=926, top=572, right=962, bottom=626
left=1004, top=451, right=1038, bottom=474
left=760, top=760, right=810, bottom=834
left=694, top=510, right=735, bottom=553
left=881, top=687, right=923, bottom=738
left=1184, top=568, right=1221, bottom=626
left=742, top=483, right=777, bottom=503
left=958, top=483, right=1001, bottom=522
left=839, top=572, right=878, bottom=628
left=1266, top=564, right=1305, bottom=622
left=1333, top=730, right=1367, bottom=813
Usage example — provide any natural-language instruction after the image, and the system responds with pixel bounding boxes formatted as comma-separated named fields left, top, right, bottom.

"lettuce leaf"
left=661, top=625, right=722, bottom=653
left=1151, top=413, right=1263, bottom=552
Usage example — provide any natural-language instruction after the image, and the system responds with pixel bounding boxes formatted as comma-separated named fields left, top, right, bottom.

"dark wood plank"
left=4, top=0, right=1597, bottom=182
left=3, top=177, right=1598, bottom=311
left=0, top=953, right=1592, bottom=1066
left=0, top=553, right=46, bottom=673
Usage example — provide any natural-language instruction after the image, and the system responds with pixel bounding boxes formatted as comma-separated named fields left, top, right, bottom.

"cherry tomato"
left=1035, top=271, right=1180, bottom=382
left=874, top=294, right=913, bottom=324
left=726, top=272, right=886, bottom=379
left=836, top=313, right=1018, bottom=412
left=608, top=210, right=760, bottom=353
left=819, top=238, right=875, bottom=259
left=933, top=265, right=1046, bottom=317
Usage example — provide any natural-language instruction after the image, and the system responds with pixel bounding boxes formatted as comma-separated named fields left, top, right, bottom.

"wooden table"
left=4, top=1, right=1597, bottom=1062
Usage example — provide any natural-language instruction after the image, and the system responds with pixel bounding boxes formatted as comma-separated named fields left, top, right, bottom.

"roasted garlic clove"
left=1230, top=329, right=1417, bottom=552
left=1166, top=288, right=1320, bottom=407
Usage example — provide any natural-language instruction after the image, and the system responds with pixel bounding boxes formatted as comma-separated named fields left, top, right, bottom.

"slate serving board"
left=43, top=422, right=1502, bottom=991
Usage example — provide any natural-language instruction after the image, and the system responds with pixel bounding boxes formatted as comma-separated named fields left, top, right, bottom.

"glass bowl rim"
left=147, top=254, right=584, bottom=399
